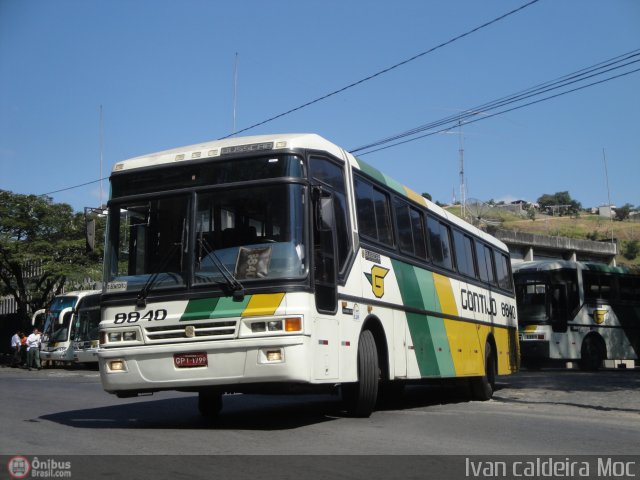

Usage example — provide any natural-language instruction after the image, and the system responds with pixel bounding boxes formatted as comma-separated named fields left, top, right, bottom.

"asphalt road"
left=2, top=364, right=638, bottom=457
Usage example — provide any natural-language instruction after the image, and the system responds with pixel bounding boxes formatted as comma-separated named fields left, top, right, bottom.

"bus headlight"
left=108, top=332, right=122, bottom=342
left=100, top=328, right=142, bottom=346
left=123, top=331, right=137, bottom=341
left=242, top=316, right=302, bottom=337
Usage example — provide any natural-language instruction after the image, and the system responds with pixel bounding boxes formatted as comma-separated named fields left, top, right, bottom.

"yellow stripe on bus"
left=241, top=293, right=285, bottom=317
left=433, top=273, right=485, bottom=376
left=403, top=186, right=427, bottom=207
left=433, top=273, right=458, bottom=317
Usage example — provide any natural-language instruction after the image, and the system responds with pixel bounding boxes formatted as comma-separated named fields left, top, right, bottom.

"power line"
left=39, top=1, right=540, bottom=198
left=218, top=0, right=540, bottom=139
left=42, top=178, right=104, bottom=196
left=40, top=53, right=639, bottom=199
left=350, top=49, right=640, bottom=154
left=351, top=49, right=640, bottom=152
left=351, top=64, right=640, bottom=156
left=41, top=178, right=104, bottom=197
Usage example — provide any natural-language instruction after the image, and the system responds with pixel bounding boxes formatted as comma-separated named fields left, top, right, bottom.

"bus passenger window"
left=452, top=230, right=476, bottom=278
left=427, top=215, right=453, bottom=270
left=354, top=175, right=394, bottom=247
left=495, top=252, right=513, bottom=291
left=476, top=242, right=497, bottom=285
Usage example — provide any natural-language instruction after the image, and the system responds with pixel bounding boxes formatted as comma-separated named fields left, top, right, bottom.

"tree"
left=614, top=203, right=634, bottom=221
left=0, top=190, right=103, bottom=329
left=421, top=192, right=432, bottom=201
left=537, top=191, right=582, bottom=217
left=623, top=240, right=640, bottom=260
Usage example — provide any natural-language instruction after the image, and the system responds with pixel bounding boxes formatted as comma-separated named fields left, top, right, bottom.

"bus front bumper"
left=98, top=336, right=314, bottom=394
left=40, top=347, right=74, bottom=363
left=519, top=339, right=550, bottom=360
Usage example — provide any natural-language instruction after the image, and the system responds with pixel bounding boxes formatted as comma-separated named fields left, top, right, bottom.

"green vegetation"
left=446, top=205, right=640, bottom=267
left=0, top=190, right=104, bottom=328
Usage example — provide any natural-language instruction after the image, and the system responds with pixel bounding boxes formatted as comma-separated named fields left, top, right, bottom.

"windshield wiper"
left=136, top=242, right=181, bottom=307
left=198, top=232, right=245, bottom=301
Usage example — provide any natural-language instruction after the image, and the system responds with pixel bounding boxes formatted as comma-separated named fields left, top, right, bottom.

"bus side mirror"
left=550, top=285, right=569, bottom=332
left=311, top=186, right=338, bottom=314
left=313, top=186, right=335, bottom=231
left=58, top=307, right=73, bottom=325
left=86, top=218, right=96, bottom=253
left=31, top=309, right=45, bottom=327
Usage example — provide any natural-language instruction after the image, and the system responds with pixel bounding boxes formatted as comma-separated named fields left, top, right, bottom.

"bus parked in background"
left=98, top=133, right=518, bottom=418
left=72, top=292, right=102, bottom=366
left=39, top=290, right=101, bottom=366
left=514, top=260, right=640, bottom=370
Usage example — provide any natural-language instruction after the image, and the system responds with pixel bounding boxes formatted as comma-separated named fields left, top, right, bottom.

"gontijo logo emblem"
left=365, top=266, right=390, bottom=299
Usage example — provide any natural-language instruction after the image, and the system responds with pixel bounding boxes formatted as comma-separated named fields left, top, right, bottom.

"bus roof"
left=59, top=289, right=102, bottom=298
left=112, top=133, right=508, bottom=253
left=513, top=260, right=637, bottom=275
left=112, top=133, right=346, bottom=173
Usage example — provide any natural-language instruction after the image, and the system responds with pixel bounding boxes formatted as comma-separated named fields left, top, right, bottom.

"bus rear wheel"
left=198, top=390, right=223, bottom=419
left=342, top=329, right=379, bottom=417
left=470, top=342, right=496, bottom=401
left=579, top=336, right=605, bottom=371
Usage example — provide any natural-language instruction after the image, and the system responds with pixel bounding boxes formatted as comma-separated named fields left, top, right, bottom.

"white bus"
left=39, top=290, right=101, bottom=366
left=98, top=133, right=518, bottom=418
left=514, top=260, right=640, bottom=370
left=71, top=292, right=102, bottom=365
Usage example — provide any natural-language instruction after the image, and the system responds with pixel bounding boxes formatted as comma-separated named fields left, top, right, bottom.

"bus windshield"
left=515, top=277, right=550, bottom=323
left=72, top=307, right=101, bottom=344
left=42, top=296, right=77, bottom=343
left=105, top=162, right=307, bottom=294
left=515, top=269, right=580, bottom=326
left=193, top=184, right=306, bottom=286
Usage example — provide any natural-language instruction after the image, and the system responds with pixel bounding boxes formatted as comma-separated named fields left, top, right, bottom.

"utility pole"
left=602, top=148, right=614, bottom=243
left=99, top=105, right=104, bottom=208
left=459, top=120, right=465, bottom=219
left=232, top=53, right=239, bottom=134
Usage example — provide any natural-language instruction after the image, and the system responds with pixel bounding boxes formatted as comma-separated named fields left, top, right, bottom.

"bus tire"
left=579, top=336, right=605, bottom=371
left=342, top=329, right=379, bottom=417
left=198, top=390, right=223, bottom=419
left=470, top=342, right=496, bottom=401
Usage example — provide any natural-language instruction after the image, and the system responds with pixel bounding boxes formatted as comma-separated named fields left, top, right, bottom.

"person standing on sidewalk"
left=26, top=328, right=42, bottom=370
left=10, top=331, right=22, bottom=367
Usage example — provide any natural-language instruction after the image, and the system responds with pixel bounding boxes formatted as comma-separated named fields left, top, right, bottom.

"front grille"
left=144, top=320, right=237, bottom=342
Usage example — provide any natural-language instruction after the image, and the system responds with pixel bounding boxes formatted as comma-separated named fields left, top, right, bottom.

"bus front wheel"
left=342, top=329, right=379, bottom=417
left=470, top=342, right=496, bottom=401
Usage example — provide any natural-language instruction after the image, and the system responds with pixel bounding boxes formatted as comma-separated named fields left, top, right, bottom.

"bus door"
left=547, top=270, right=579, bottom=359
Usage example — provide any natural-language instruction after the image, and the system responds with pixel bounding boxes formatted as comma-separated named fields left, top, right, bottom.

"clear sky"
left=1, top=0, right=639, bottom=212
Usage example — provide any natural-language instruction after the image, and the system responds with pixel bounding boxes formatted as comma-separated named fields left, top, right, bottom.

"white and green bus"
left=98, top=133, right=519, bottom=418
left=514, top=260, right=640, bottom=370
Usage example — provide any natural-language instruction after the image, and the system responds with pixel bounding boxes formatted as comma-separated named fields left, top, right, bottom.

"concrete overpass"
left=492, top=229, right=618, bottom=266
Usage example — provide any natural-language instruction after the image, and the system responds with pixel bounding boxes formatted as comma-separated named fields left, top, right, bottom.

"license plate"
left=174, top=352, right=208, bottom=368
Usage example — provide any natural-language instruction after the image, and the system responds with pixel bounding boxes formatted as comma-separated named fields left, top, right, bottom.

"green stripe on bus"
left=392, top=259, right=456, bottom=377
left=354, top=157, right=387, bottom=185
left=415, top=268, right=456, bottom=377
left=210, top=295, right=251, bottom=318
left=380, top=173, right=406, bottom=196
left=181, top=295, right=251, bottom=321
left=180, top=297, right=221, bottom=321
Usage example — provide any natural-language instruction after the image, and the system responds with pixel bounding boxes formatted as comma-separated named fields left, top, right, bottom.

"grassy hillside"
left=446, top=206, right=640, bottom=267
